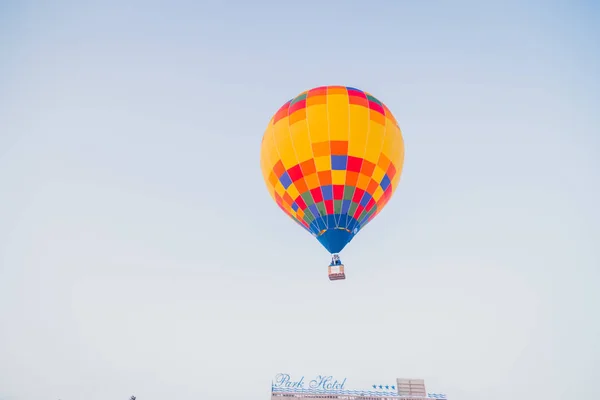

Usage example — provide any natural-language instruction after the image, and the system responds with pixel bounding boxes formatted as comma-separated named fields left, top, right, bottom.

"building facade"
left=270, top=374, right=447, bottom=400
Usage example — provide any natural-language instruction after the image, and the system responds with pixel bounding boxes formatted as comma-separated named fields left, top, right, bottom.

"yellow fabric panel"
left=287, top=183, right=300, bottom=201
left=314, top=155, right=331, bottom=171
left=260, top=126, right=278, bottom=201
left=372, top=185, right=384, bottom=201
left=274, top=181, right=286, bottom=197
left=384, top=116, right=404, bottom=193
left=372, top=165, right=386, bottom=183
left=273, top=120, right=297, bottom=169
left=391, top=132, right=405, bottom=190
left=332, top=170, right=346, bottom=185
left=347, top=104, right=369, bottom=158
left=290, top=119, right=313, bottom=163
left=259, top=148, right=270, bottom=186
left=387, top=121, right=402, bottom=167
left=380, top=123, right=395, bottom=162
left=264, top=126, right=281, bottom=171
left=363, top=118, right=385, bottom=164
left=306, top=104, right=329, bottom=144
left=327, top=93, right=349, bottom=141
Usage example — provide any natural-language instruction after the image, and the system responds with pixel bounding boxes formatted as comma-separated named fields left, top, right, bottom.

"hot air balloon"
left=260, top=86, right=405, bottom=281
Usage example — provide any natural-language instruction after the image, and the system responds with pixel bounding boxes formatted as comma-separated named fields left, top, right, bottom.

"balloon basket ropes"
left=328, top=253, right=346, bottom=281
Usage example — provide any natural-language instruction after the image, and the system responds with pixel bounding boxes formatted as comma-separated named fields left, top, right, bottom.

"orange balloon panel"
left=260, top=86, right=404, bottom=254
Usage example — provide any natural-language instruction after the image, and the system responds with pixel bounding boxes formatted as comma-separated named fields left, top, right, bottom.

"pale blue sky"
left=1, top=1, right=599, bottom=399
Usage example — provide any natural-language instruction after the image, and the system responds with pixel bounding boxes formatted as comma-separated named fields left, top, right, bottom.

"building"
left=270, top=374, right=447, bottom=400
left=397, top=379, right=427, bottom=397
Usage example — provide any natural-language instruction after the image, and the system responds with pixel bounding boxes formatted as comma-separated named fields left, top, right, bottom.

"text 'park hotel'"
left=271, top=374, right=447, bottom=400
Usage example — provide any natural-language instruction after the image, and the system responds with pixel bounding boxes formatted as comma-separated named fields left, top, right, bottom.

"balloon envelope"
left=260, top=86, right=404, bottom=254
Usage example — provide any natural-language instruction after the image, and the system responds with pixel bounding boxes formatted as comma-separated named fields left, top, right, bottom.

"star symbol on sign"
left=392, top=386, right=396, bottom=390
left=385, top=386, right=389, bottom=389
left=372, top=385, right=377, bottom=389
left=379, top=385, right=383, bottom=389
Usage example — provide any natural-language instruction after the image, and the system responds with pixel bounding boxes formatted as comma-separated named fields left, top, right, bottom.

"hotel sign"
left=273, top=373, right=347, bottom=391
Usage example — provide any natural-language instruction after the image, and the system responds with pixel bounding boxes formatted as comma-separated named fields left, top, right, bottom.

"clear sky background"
left=1, top=1, right=599, bottom=399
